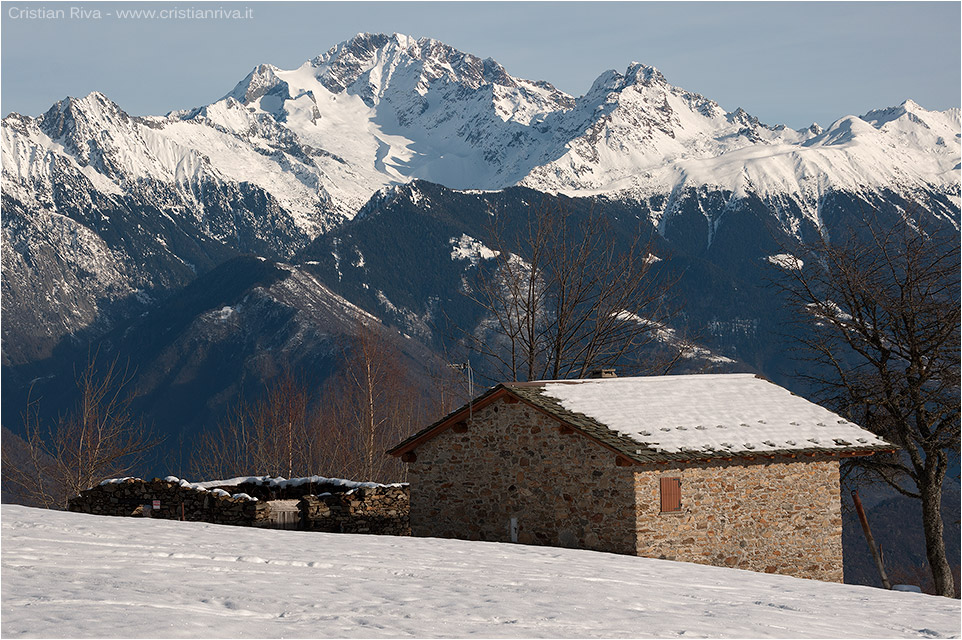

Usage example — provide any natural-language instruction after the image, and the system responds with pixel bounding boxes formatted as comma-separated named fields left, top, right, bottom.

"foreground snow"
left=1, top=506, right=958, bottom=638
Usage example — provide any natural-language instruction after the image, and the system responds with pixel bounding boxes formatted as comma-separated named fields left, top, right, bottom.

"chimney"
left=586, top=367, right=617, bottom=379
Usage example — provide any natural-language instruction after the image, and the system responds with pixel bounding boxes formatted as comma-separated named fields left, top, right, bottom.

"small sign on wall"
left=152, top=500, right=161, bottom=510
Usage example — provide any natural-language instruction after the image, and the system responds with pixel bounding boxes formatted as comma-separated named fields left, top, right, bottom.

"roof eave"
left=627, top=444, right=898, bottom=465
left=387, top=383, right=646, bottom=462
left=387, top=385, right=513, bottom=456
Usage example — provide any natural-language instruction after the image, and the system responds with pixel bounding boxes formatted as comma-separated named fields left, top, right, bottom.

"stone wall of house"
left=633, top=458, right=844, bottom=582
left=407, top=397, right=637, bottom=554
left=68, top=478, right=270, bottom=527
left=300, top=486, right=410, bottom=535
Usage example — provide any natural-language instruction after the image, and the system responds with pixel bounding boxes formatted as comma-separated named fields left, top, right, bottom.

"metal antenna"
left=448, top=362, right=474, bottom=422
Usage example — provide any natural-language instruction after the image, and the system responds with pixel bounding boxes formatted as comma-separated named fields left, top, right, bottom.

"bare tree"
left=326, top=321, right=422, bottom=483
left=190, top=372, right=319, bottom=480
left=776, top=220, right=960, bottom=597
left=463, top=200, right=678, bottom=382
left=190, top=399, right=257, bottom=481
left=2, top=353, right=158, bottom=509
left=251, top=374, right=310, bottom=478
left=190, top=324, right=425, bottom=485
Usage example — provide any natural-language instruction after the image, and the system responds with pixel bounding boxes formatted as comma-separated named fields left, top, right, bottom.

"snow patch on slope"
left=450, top=234, right=499, bottom=265
left=767, top=254, right=804, bottom=270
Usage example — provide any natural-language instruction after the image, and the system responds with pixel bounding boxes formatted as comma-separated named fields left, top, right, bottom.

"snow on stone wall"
left=70, top=477, right=269, bottom=527
left=71, top=476, right=410, bottom=535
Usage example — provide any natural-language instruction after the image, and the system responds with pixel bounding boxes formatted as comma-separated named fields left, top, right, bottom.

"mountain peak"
left=40, top=91, right=129, bottom=133
left=625, top=62, right=667, bottom=87
left=858, top=99, right=956, bottom=132
left=310, top=32, right=521, bottom=97
left=227, top=63, right=286, bottom=104
left=52, top=91, right=119, bottom=112
left=334, top=32, right=395, bottom=62
left=583, top=62, right=676, bottom=102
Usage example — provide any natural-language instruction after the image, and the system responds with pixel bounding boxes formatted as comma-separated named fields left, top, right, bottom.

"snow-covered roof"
left=391, top=373, right=895, bottom=463
left=531, top=374, right=892, bottom=459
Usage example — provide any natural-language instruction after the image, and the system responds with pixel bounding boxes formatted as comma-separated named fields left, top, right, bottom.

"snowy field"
left=1, top=505, right=959, bottom=639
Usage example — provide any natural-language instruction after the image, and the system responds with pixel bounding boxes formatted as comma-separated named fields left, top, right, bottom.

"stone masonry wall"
left=68, top=478, right=270, bottom=526
left=68, top=478, right=410, bottom=536
left=300, top=486, right=410, bottom=535
left=634, top=458, right=843, bottom=582
left=408, top=397, right=637, bottom=554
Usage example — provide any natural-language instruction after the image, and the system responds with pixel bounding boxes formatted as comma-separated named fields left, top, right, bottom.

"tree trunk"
left=365, top=359, right=375, bottom=481
left=920, top=461, right=955, bottom=597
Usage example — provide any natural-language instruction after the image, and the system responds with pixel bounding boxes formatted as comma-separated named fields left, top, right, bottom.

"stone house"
left=388, top=373, right=895, bottom=582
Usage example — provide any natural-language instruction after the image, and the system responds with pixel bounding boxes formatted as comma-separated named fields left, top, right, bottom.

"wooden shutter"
left=660, top=477, right=681, bottom=513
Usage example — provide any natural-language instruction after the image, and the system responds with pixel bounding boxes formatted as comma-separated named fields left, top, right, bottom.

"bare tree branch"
left=2, top=351, right=159, bottom=509
left=774, top=215, right=960, bottom=596
left=460, top=199, right=679, bottom=382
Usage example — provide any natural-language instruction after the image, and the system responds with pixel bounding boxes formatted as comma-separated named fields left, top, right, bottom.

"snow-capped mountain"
left=2, top=32, right=959, bottom=434
left=186, top=32, right=576, bottom=206
left=522, top=70, right=960, bottom=227
left=5, top=33, right=957, bottom=238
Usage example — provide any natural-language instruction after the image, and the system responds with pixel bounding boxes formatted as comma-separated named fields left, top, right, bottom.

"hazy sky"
left=2, top=1, right=959, bottom=129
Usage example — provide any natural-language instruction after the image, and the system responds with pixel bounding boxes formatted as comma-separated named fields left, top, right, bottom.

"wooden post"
left=852, top=490, right=891, bottom=590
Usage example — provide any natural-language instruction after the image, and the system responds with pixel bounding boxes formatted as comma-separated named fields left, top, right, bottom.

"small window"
left=660, top=477, right=682, bottom=513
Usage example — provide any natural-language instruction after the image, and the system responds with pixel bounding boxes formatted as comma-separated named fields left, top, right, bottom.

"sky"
left=1, top=1, right=959, bottom=129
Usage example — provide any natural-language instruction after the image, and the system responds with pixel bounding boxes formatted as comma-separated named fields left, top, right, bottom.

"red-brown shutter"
left=660, top=477, right=681, bottom=512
